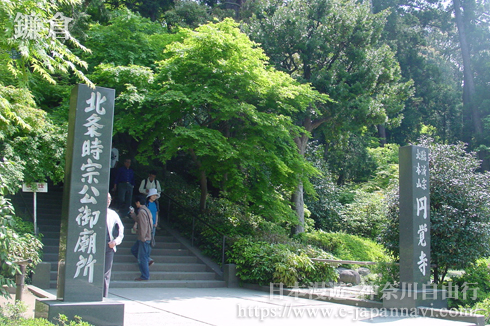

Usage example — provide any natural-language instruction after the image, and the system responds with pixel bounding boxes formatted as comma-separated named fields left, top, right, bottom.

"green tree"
left=372, top=0, right=462, bottom=146
left=242, top=0, right=412, bottom=232
left=373, top=0, right=490, bottom=168
left=0, top=0, right=92, bottom=294
left=0, top=0, right=93, bottom=190
left=0, top=0, right=92, bottom=87
left=107, top=0, right=175, bottom=22
left=380, top=137, right=490, bottom=283
left=162, top=0, right=235, bottom=31
left=118, top=19, right=328, bottom=225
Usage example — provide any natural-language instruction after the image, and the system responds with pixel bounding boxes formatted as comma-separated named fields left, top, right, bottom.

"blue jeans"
left=131, top=240, right=150, bottom=280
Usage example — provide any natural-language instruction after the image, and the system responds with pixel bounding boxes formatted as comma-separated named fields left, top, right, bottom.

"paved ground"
left=1, top=286, right=483, bottom=325
left=105, top=287, right=478, bottom=326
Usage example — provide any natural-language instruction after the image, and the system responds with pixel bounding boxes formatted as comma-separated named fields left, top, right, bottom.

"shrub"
left=338, top=190, right=387, bottom=240
left=0, top=301, right=92, bottom=326
left=298, top=230, right=390, bottom=263
left=448, top=259, right=490, bottom=308
left=380, top=138, right=490, bottom=284
left=473, top=298, right=490, bottom=324
left=228, top=237, right=338, bottom=287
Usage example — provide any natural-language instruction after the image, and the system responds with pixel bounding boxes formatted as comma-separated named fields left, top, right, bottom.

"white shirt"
left=139, top=178, right=162, bottom=195
left=110, top=147, right=119, bottom=168
left=107, top=208, right=124, bottom=252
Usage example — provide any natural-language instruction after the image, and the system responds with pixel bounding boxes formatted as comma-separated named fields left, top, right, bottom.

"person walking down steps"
left=130, top=195, right=153, bottom=281
left=146, top=188, right=159, bottom=266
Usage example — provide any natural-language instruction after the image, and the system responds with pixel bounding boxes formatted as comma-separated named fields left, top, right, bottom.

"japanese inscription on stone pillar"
left=57, top=84, right=115, bottom=302
left=399, top=145, right=430, bottom=286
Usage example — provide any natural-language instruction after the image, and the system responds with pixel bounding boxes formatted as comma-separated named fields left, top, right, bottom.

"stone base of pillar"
left=35, top=299, right=124, bottom=326
left=382, top=287, right=447, bottom=310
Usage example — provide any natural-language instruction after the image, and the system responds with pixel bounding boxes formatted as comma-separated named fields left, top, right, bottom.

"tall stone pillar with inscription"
left=35, top=85, right=124, bottom=325
left=383, top=145, right=447, bottom=310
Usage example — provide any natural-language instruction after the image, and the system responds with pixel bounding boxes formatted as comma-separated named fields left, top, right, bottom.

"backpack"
left=143, top=178, right=160, bottom=190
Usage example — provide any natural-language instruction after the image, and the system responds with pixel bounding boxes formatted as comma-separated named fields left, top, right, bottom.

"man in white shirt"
left=139, top=170, right=162, bottom=196
left=110, top=142, right=119, bottom=169
left=104, top=193, right=124, bottom=297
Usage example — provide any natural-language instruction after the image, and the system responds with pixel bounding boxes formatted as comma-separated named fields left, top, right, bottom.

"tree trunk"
left=377, top=124, right=387, bottom=147
left=198, top=169, right=208, bottom=212
left=291, top=117, right=312, bottom=234
left=189, top=149, right=207, bottom=212
left=290, top=182, right=305, bottom=234
left=453, top=0, right=489, bottom=170
left=454, top=0, right=480, bottom=134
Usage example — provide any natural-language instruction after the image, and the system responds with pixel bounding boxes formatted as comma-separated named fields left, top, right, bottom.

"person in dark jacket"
left=112, top=158, right=135, bottom=217
left=129, top=195, right=153, bottom=281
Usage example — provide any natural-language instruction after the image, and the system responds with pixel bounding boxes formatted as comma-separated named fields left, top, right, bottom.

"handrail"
left=159, top=191, right=227, bottom=269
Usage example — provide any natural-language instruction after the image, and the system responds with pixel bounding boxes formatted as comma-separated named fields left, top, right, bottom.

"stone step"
left=111, top=271, right=217, bottom=281
left=41, top=238, right=181, bottom=250
left=44, top=254, right=199, bottom=267
left=40, top=231, right=61, bottom=239
left=42, top=246, right=60, bottom=254
left=50, top=259, right=211, bottom=281
left=21, top=185, right=225, bottom=290
left=49, top=279, right=227, bottom=289
left=117, top=242, right=183, bottom=250
left=113, top=250, right=192, bottom=263
left=110, top=262, right=208, bottom=273
left=41, top=239, right=60, bottom=246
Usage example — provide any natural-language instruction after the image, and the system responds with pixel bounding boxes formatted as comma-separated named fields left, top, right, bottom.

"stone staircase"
left=9, top=183, right=225, bottom=289
left=108, top=218, right=225, bottom=288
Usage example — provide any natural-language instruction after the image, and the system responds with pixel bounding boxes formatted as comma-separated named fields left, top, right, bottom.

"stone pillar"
left=383, top=145, right=447, bottom=310
left=223, top=264, right=239, bottom=288
left=35, top=84, right=124, bottom=325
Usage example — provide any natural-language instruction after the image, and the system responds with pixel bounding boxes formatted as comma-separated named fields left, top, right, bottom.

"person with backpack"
left=139, top=170, right=161, bottom=196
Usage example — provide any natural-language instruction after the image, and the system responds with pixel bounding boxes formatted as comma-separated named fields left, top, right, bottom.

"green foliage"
left=228, top=237, right=337, bottom=287
left=370, top=261, right=400, bottom=300
left=107, top=0, right=174, bottom=22
left=162, top=0, right=234, bottom=30
left=297, top=231, right=390, bottom=264
left=0, top=163, right=42, bottom=298
left=449, top=259, right=490, bottom=308
left=0, top=0, right=92, bottom=87
left=0, top=304, right=93, bottom=326
left=122, top=18, right=327, bottom=220
left=380, top=137, right=490, bottom=283
left=54, top=314, right=93, bottom=326
left=243, top=0, right=413, bottom=135
left=0, top=301, right=27, bottom=322
left=0, top=176, right=18, bottom=298
left=338, top=190, right=387, bottom=240
left=2, top=125, right=66, bottom=187
left=304, top=141, right=343, bottom=232
left=325, top=133, right=379, bottom=185
left=473, top=298, right=490, bottom=324
left=365, top=143, right=400, bottom=191
left=81, top=9, right=170, bottom=70
left=0, top=84, right=46, bottom=141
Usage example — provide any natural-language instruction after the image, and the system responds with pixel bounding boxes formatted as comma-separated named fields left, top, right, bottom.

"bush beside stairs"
left=9, top=183, right=225, bottom=289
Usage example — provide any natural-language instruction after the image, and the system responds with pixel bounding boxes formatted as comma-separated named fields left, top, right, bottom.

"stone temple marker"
left=35, top=84, right=124, bottom=325
left=383, top=145, right=446, bottom=310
